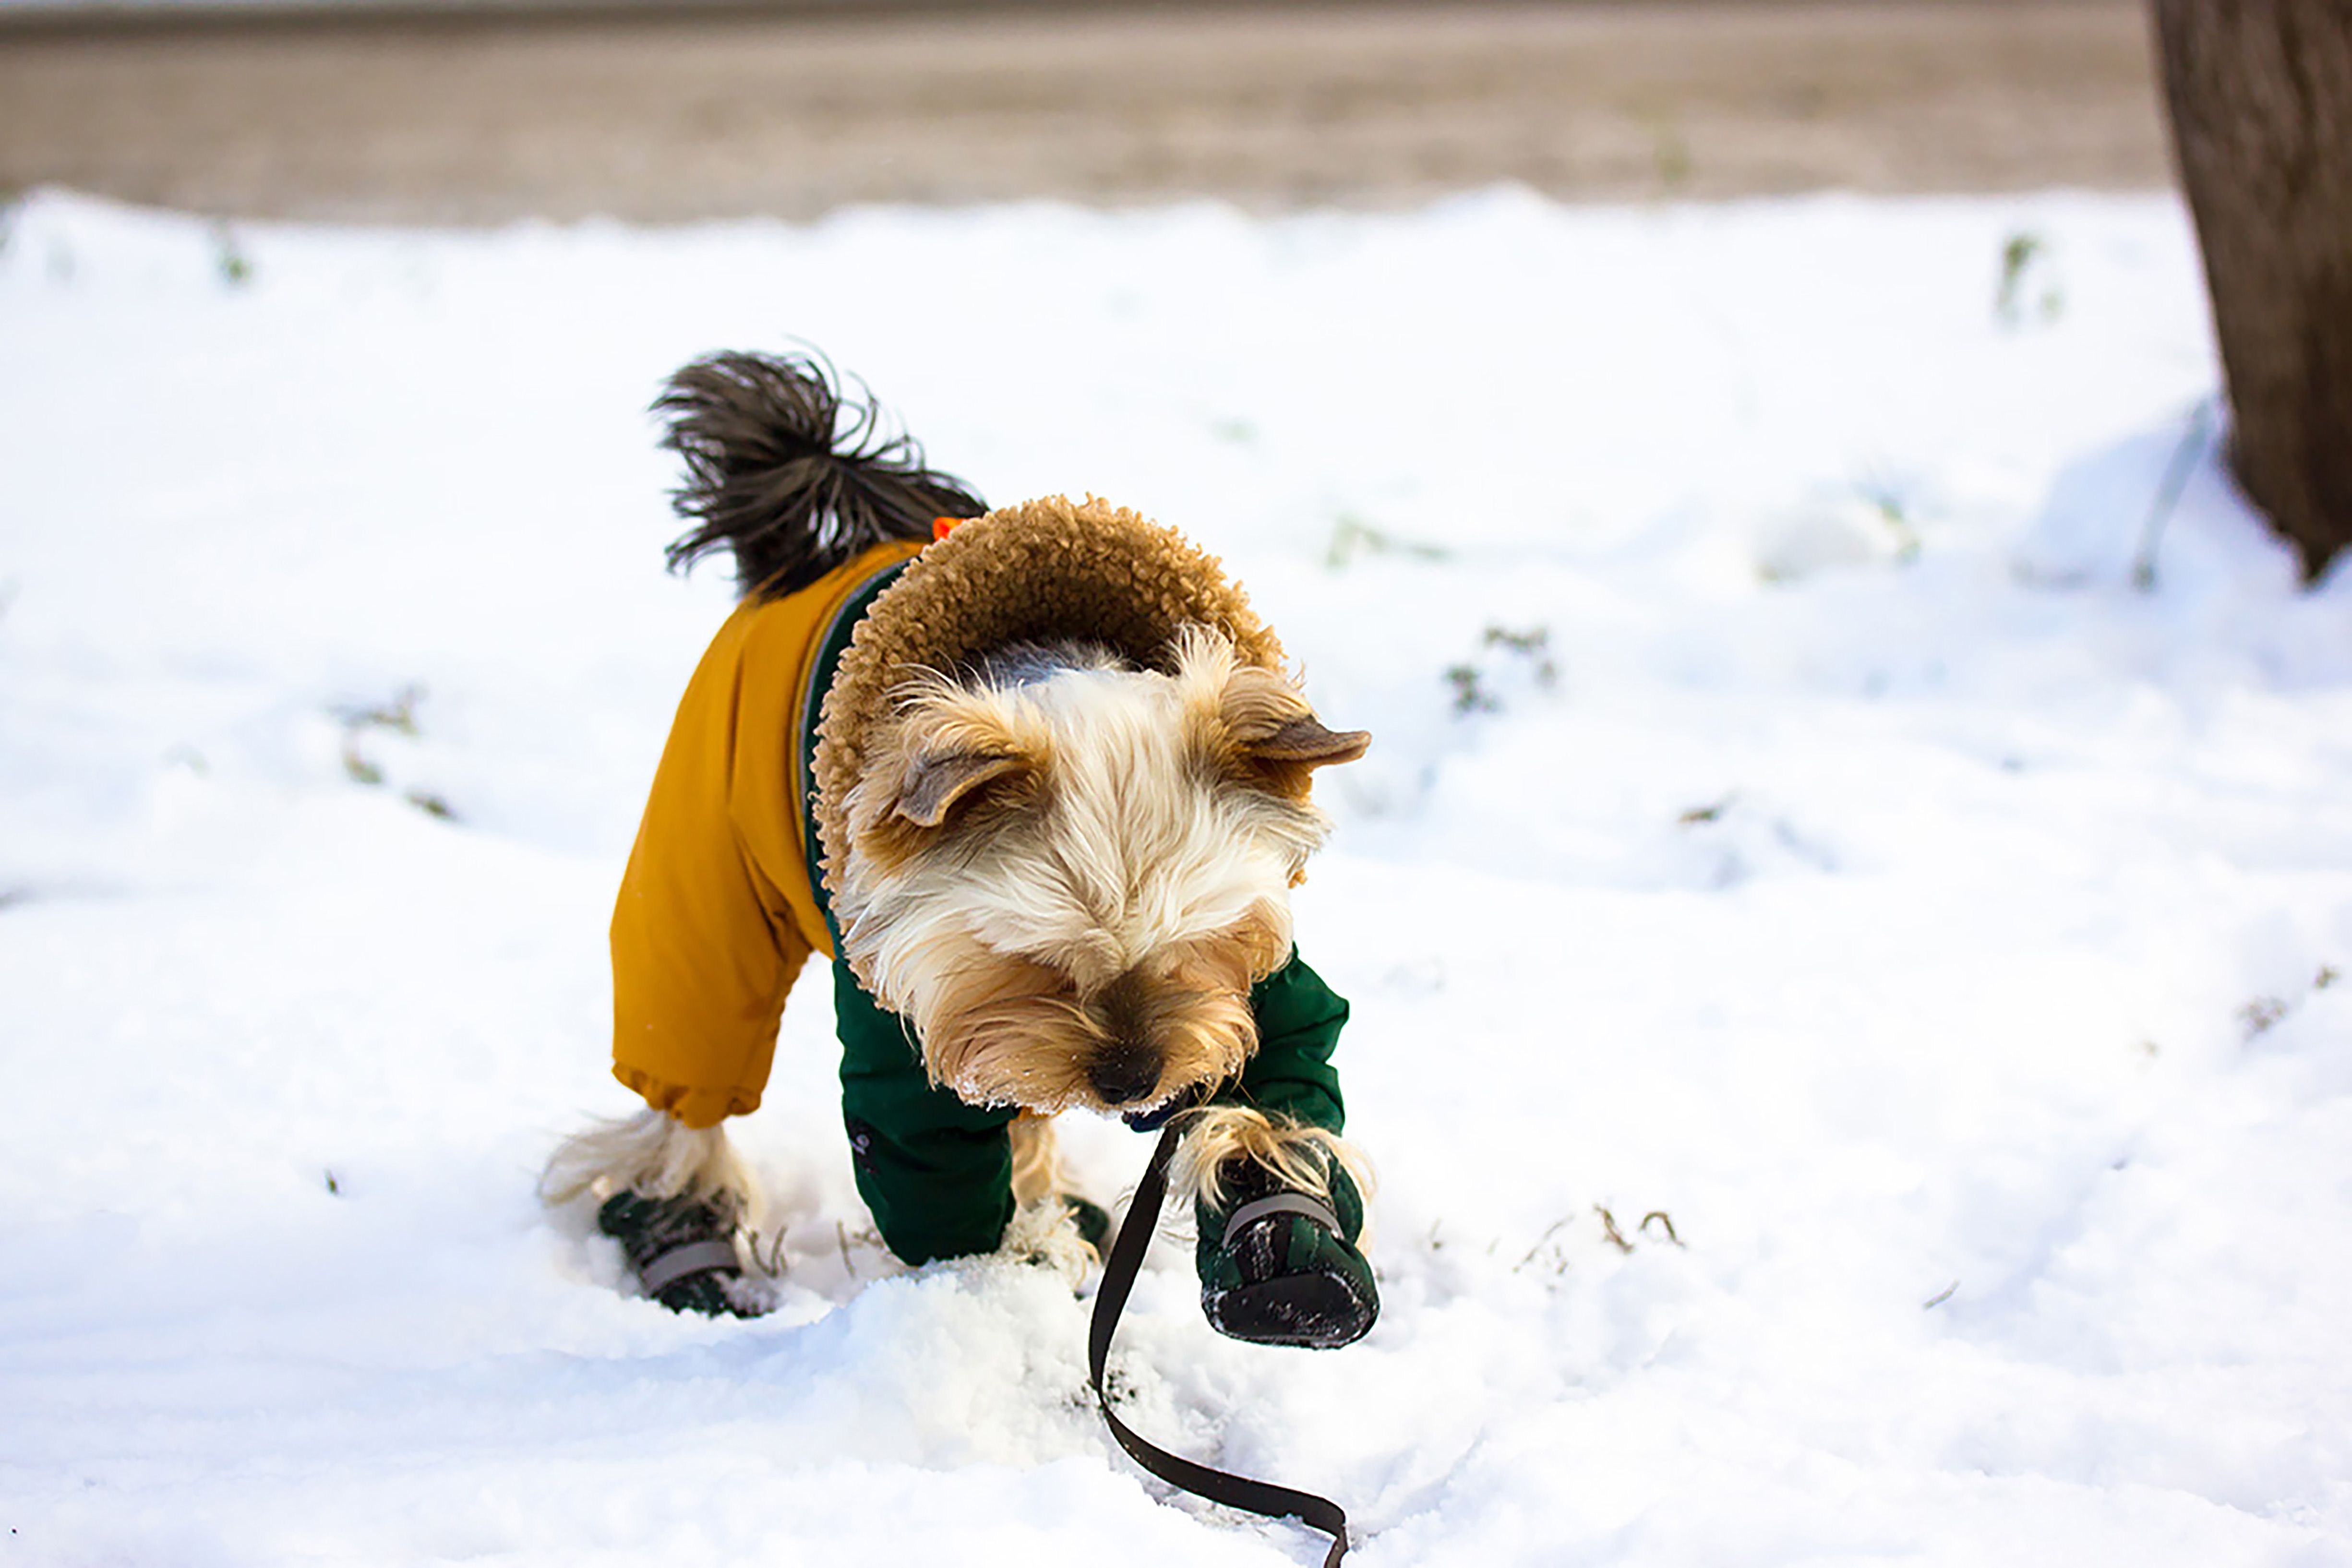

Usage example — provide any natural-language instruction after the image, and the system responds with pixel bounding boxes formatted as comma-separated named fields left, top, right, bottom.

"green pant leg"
left=1220, top=950, right=1350, bottom=1133
left=798, top=561, right=1020, bottom=1266
left=832, top=959, right=1019, bottom=1266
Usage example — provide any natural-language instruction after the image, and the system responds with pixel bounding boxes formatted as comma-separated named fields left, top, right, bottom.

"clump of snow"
left=3, top=185, right=2348, bottom=1565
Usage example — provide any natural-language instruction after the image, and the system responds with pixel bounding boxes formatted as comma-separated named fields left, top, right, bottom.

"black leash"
left=1088, top=1121, right=1352, bottom=1568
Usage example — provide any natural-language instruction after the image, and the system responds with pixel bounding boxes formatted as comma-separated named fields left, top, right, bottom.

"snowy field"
left=4, top=185, right=2350, bottom=1566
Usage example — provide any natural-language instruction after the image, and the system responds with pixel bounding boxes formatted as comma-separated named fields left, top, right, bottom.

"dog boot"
left=1062, top=1194, right=1114, bottom=1257
left=597, top=1189, right=767, bottom=1318
left=1196, top=1156, right=1377, bottom=1348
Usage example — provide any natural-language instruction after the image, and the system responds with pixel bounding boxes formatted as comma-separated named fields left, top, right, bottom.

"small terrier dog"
left=545, top=351, right=1377, bottom=1348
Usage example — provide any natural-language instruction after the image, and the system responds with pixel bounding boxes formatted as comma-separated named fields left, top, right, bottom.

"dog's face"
left=836, top=626, right=1367, bottom=1115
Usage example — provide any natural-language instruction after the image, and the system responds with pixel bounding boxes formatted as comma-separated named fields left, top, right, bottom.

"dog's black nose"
left=1088, top=1042, right=1161, bottom=1106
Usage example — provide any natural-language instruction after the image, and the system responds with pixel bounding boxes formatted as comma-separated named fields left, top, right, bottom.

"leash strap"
left=1088, top=1122, right=1351, bottom=1568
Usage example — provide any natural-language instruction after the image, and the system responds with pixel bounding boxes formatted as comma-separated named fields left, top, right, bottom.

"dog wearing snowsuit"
left=546, top=352, right=1378, bottom=1349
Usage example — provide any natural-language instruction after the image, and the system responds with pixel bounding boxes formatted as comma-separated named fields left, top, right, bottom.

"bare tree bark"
left=2151, top=0, right=2352, bottom=579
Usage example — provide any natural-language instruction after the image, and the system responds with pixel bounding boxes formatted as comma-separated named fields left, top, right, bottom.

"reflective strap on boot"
left=1222, top=1192, right=1342, bottom=1250
left=637, top=1239, right=740, bottom=1296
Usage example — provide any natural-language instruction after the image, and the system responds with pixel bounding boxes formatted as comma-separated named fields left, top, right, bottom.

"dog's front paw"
left=597, top=1190, right=769, bottom=1319
left=998, top=1193, right=1113, bottom=1288
left=1195, top=1160, right=1377, bottom=1349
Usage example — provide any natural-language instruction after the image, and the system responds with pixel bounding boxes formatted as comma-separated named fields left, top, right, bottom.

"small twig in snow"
left=1445, top=664, right=1496, bottom=715
left=2132, top=397, right=2216, bottom=592
left=341, top=738, right=384, bottom=786
left=405, top=790, right=456, bottom=821
left=337, top=684, right=424, bottom=736
left=744, top=1226, right=789, bottom=1279
left=1514, top=1216, right=1574, bottom=1271
left=2240, top=996, right=2290, bottom=1039
left=1594, top=1205, right=1633, bottom=1254
left=1996, top=231, right=2042, bottom=323
left=1326, top=514, right=1450, bottom=570
left=1639, top=1211, right=1684, bottom=1247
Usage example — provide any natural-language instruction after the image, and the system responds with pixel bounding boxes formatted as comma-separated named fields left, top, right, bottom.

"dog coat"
left=610, top=501, right=1353, bottom=1265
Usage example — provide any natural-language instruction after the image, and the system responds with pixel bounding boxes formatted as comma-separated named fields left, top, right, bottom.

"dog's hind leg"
left=540, top=1109, right=771, bottom=1317
left=540, top=1106, right=757, bottom=1212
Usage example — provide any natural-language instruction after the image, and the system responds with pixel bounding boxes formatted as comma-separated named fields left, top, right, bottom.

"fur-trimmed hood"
left=809, top=494, right=1289, bottom=910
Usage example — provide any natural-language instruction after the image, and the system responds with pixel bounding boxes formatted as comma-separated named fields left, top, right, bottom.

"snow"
left=4, top=184, right=2349, bottom=1566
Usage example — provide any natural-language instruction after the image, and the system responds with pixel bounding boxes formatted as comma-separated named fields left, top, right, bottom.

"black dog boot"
left=597, top=1189, right=766, bottom=1318
left=1062, top=1194, right=1114, bottom=1257
left=1196, top=1155, right=1378, bottom=1348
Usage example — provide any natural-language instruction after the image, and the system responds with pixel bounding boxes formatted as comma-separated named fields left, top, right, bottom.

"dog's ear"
left=1242, top=714, right=1371, bottom=770
left=1212, top=664, right=1369, bottom=795
left=895, top=749, right=1030, bottom=828
left=1235, top=713, right=1370, bottom=802
left=1171, top=628, right=1369, bottom=794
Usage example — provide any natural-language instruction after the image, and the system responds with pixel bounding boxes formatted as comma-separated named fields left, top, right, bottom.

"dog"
left=543, top=350, right=1378, bottom=1348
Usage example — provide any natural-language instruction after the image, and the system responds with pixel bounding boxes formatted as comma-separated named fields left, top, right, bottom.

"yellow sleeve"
left=608, top=543, right=924, bottom=1129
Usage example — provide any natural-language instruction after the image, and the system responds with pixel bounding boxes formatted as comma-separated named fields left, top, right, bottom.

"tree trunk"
left=2151, top=0, right=2352, bottom=580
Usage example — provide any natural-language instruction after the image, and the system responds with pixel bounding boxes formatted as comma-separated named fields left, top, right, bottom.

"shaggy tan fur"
left=1169, top=1105, right=1375, bottom=1220
left=998, top=1194, right=1101, bottom=1287
left=1007, top=1112, right=1061, bottom=1209
left=538, top=1106, right=761, bottom=1221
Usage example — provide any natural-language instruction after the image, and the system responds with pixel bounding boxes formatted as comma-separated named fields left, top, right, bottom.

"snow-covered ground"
left=4, top=185, right=2349, bottom=1566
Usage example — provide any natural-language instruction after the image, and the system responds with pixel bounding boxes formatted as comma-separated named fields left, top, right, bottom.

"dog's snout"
left=1087, top=970, right=1166, bottom=1105
left=1088, top=1041, right=1162, bottom=1106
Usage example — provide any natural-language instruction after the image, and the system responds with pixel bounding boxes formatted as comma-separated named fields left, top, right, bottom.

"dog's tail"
left=655, top=350, right=987, bottom=600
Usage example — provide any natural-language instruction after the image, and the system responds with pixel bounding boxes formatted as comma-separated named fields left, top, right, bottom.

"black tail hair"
left=654, top=350, right=987, bottom=600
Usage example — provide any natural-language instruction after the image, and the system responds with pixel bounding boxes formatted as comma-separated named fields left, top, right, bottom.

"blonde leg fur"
left=538, top=1107, right=761, bottom=1226
left=1168, top=1105, right=1374, bottom=1218
left=1007, top=1112, right=1062, bottom=1210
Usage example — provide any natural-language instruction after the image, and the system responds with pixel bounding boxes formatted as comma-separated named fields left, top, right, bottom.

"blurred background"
left=0, top=0, right=2170, bottom=224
